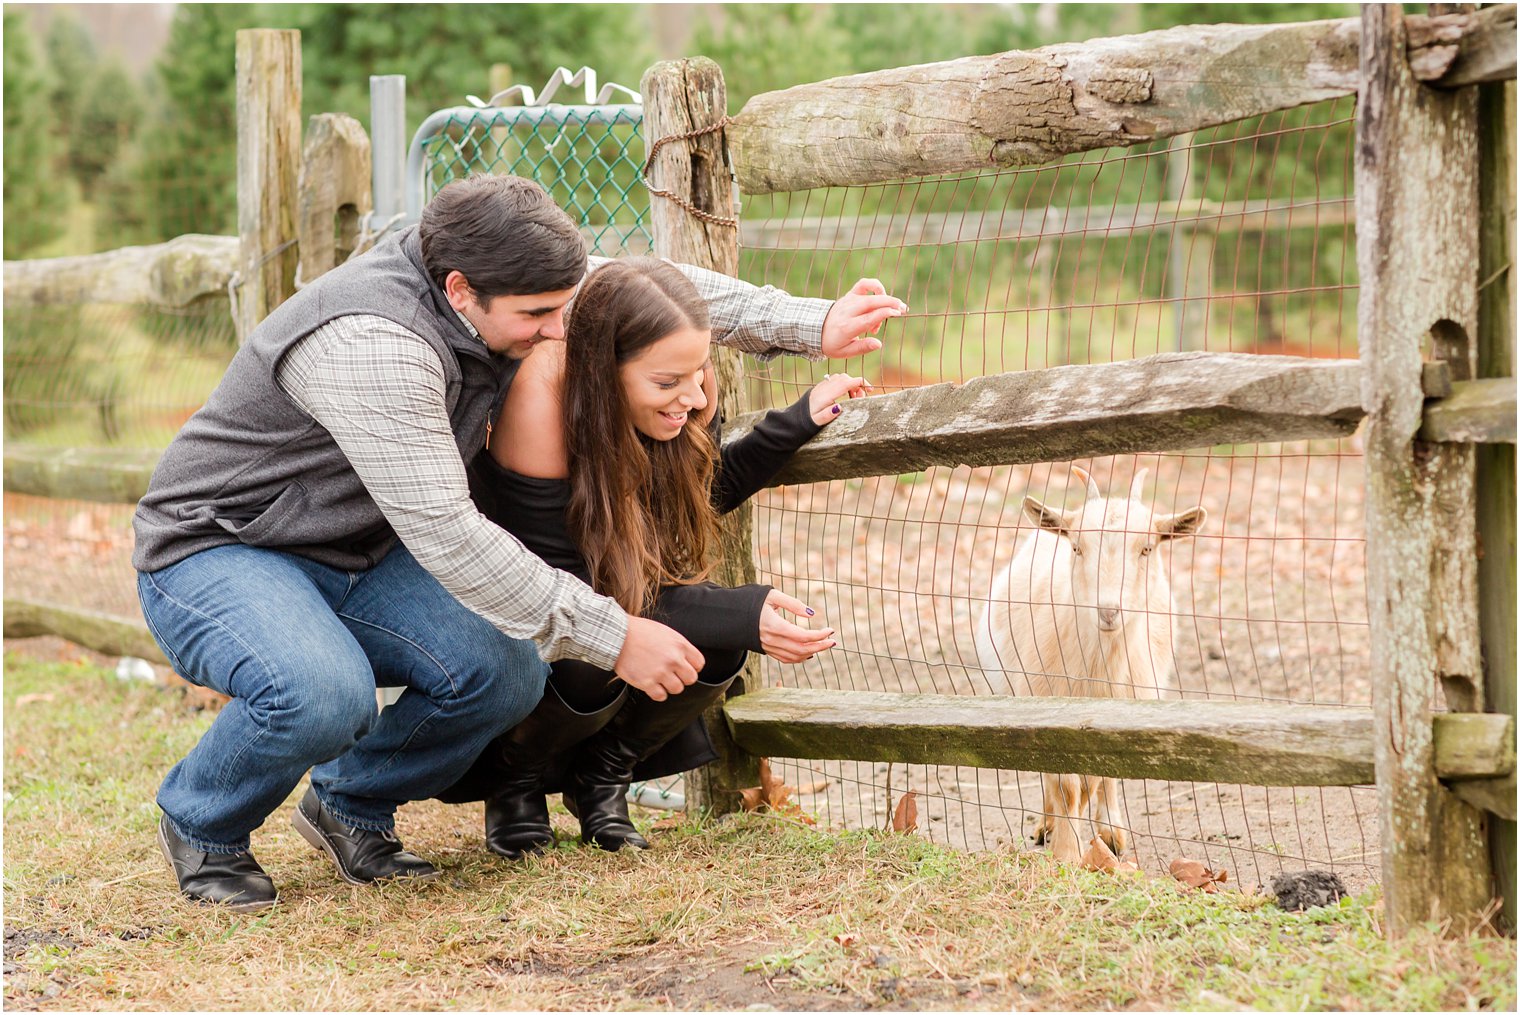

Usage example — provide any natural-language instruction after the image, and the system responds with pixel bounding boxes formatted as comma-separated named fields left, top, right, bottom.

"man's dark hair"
left=419, top=174, right=587, bottom=304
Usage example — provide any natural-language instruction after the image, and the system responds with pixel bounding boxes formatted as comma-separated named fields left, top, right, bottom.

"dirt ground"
left=3, top=439, right=1381, bottom=894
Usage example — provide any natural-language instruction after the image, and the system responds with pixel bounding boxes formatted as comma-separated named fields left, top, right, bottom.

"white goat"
left=973, top=466, right=1206, bottom=864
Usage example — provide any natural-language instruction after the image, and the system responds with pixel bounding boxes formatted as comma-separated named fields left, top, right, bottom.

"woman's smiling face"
left=618, top=324, right=711, bottom=441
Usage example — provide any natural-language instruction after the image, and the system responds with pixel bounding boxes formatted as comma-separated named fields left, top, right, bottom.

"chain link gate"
left=401, top=67, right=653, bottom=259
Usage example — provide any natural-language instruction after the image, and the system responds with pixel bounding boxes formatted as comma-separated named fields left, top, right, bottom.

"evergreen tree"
left=3, top=10, right=67, bottom=257
left=43, top=13, right=97, bottom=181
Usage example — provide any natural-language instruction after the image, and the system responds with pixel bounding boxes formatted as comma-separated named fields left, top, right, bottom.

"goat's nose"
left=1097, top=608, right=1121, bottom=629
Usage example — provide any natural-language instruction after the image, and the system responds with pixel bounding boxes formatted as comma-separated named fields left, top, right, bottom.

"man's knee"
left=249, top=654, right=377, bottom=757
left=449, top=635, right=547, bottom=727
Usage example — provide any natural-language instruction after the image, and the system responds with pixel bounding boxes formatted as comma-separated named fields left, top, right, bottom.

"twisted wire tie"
left=641, top=117, right=738, bottom=229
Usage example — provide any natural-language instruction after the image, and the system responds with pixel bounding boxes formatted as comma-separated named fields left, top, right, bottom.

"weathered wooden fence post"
left=235, top=29, right=302, bottom=342
left=1356, top=4, right=1491, bottom=936
left=641, top=57, right=758, bottom=815
left=1476, top=73, right=1517, bottom=934
left=297, top=113, right=372, bottom=282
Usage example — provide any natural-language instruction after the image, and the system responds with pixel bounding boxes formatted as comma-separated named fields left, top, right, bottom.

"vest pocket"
left=212, top=482, right=309, bottom=546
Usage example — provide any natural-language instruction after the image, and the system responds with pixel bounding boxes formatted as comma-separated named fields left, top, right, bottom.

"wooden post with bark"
left=1355, top=4, right=1491, bottom=936
left=640, top=57, right=758, bottom=815
left=235, top=29, right=302, bottom=342
left=1476, top=72, right=1517, bottom=934
left=297, top=113, right=372, bottom=284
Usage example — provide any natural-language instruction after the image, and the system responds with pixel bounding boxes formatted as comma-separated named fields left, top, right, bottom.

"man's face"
left=445, top=271, right=577, bottom=358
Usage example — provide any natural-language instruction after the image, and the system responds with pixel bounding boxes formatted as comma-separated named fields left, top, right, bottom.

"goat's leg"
left=1092, top=776, right=1127, bottom=856
left=1047, top=773, right=1085, bottom=864
left=1035, top=773, right=1060, bottom=845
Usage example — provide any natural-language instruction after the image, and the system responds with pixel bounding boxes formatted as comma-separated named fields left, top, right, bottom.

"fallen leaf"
left=833, top=933, right=858, bottom=948
left=797, top=779, right=831, bottom=795
left=16, top=693, right=55, bottom=706
left=650, top=816, right=683, bottom=831
left=1170, top=857, right=1229, bottom=892
left=739, top=758, right=798, bottom=814
left=891, top=790, right=918, bottom=833
left=1081, top=836, right=1118, bottom=871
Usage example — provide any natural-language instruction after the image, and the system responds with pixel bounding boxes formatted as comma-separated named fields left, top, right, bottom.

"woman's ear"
left=695, top=358, right=719, bottom=426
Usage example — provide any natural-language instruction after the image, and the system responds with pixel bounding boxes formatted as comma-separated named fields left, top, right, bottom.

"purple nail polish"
left=806, top=608, right=816, bottom=616
left=832, top=404, right=842, bottom=415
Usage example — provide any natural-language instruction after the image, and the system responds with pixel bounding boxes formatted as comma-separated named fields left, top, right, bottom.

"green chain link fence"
left=417, top=106, right=653, bottom=258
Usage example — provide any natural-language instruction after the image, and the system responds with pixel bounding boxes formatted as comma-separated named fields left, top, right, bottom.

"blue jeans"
left=138, top=543, right=547, bottom=853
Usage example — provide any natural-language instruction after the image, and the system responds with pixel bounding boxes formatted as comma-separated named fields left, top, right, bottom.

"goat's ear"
left=1023, top=495, right=1073, bottom=536
left=1155, top=506, right=1207, bottom=541
left=1128, top=467, right=1150, bottom=503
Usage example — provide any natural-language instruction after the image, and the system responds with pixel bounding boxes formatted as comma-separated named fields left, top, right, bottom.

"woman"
left=438, top=257, right=867, bottom=856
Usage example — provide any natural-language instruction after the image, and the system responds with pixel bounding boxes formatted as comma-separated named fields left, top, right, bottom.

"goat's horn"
left=1129, top=468, right=1150, bottom=502
left=1070, top=465, right=1100, bottom=503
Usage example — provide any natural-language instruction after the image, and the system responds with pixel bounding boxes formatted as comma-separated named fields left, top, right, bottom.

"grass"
left=4, top=645, right=1515, bottom=1012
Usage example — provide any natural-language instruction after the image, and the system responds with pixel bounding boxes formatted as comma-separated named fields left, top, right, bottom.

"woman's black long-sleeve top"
left=466, top=390, right=823, bottom=652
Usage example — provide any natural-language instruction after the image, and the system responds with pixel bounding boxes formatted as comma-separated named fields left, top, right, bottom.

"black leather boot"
left=482, top=682, right=626, bottom=859
left=157, top=814, right=278, bottom=912
left=292, top=787, right=439, bottom=884
left=570, top=669, right=740, bottom=851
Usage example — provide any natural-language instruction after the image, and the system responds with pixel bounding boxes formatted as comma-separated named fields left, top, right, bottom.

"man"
left=134, top=174, right=904, bottom=911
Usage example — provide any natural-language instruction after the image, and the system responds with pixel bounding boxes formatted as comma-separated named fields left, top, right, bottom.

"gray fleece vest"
left=132, top=227, right=511, bottom=572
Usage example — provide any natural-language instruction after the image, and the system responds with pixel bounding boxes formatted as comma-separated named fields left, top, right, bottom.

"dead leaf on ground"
left=1170, top=857, right=1229, bottom=892
left=1080, top=837, right=1142, bottom=875
left=16, top=693, right=55, bottom=706
left=833, top=933, right=859, bottom=948
left=797, top=780, right=831, bottom=795
left=650, top=816, right=684, bottom=832
left=739, top=758, right=800, bottom=815
left=891, top=789, right=918, bottom=833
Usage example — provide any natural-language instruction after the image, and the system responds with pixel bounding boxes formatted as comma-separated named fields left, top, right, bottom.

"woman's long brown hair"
left=562, top=258, right=720, bottom=615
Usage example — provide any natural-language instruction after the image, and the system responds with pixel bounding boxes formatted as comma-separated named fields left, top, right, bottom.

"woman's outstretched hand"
left=758, top=590, right=836, bottom=664
left=809, top=373, right=871, bottom=425
left=820, top=278, right=906, bottom=359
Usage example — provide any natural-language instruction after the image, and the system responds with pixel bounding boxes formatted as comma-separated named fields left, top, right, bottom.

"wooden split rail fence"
left=2, top=8, right=1516, bottom=936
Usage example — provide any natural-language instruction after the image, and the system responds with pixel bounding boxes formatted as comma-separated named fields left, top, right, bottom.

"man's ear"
left=443, top=270, right=476, bottom=314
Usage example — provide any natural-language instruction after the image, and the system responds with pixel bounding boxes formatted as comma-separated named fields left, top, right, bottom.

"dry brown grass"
left=5, top=645, right=1515, bottom=1012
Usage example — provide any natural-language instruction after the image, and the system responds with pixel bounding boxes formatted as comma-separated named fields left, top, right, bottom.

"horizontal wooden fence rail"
left=728, top=6, right=1516, bottom=194
left=1419, top=376, right=1518, bottom=444
left=4, top=598, right=169, bottom=665
left=4, top=447, right=162, bottom=504
left=723, top=688, right=1516, bottom=820
left=730, top=352, right=1367, bottom=486
left=2, top=235, right=239, bottom=309
left=8, top=354, right=1512, bottom=502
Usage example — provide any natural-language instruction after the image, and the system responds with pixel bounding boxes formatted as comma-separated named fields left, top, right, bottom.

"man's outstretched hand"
left=615, top=616, right=704, bottom=701
left=821, top=277, right=907, bottom=359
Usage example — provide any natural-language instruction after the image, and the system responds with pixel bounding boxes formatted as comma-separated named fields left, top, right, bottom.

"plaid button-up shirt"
left=277, top=259, right=830, bottom=670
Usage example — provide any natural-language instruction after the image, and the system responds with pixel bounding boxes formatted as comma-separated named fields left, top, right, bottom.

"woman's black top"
left=467, top=389, right=823, bottom=652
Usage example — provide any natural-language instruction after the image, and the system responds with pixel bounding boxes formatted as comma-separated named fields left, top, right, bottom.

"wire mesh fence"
left=735, top=97, right=1378, bottom=892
